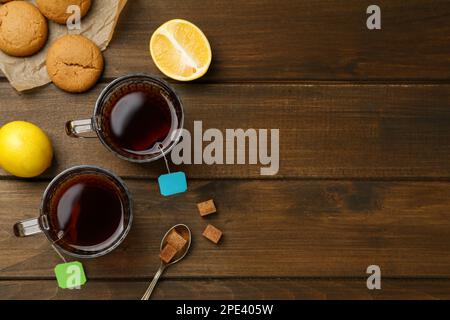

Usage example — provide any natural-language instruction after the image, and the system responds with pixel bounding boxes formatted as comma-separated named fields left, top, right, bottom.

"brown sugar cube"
left=202, top=224, right=223, bottom=244
left=197, top=200, right=217, bottom=217
left=166, top=229, right=187, bottom=252
left=160, top=244, right=177, bottom=264
left=177, top=227, right=190, bottom=242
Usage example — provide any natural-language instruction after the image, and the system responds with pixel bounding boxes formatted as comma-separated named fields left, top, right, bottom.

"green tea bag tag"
left=52, top=242, right=86, bottom=290
left=54, top=261, right=87, bottom=289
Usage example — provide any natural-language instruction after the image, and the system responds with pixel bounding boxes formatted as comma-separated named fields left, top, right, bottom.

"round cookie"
left=36, top=0, right=92, bottom=25
left=0, top=1, right=48, bottom=57
left=46, top=35, right=104, bottom=93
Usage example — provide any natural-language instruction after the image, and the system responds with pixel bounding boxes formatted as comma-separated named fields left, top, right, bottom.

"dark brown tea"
left=105, top=84, right=176, bottom=155
left=47, top=174, right=125, bottom=252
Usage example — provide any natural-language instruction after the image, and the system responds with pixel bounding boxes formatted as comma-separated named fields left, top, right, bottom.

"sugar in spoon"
left=141, top=224, right=191, bottom=300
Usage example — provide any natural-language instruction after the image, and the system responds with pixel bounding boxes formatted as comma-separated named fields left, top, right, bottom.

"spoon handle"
left=141, top=264, right=165, bottom=300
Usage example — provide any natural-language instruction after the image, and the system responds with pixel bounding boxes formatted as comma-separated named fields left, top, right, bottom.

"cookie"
left=0, top=1, right=48, bottom=57
left=36, top=0, right=92, bottom=25
left=46, top=35, right=104, bottom=93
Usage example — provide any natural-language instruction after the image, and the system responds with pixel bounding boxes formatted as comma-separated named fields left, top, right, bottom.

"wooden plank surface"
left=90, top=0, right=450, bottom=81
left=1, top=0, right=449, bottom=82
left=2, top=279, right=450, bottom=300
left=1, top=83, right=450, bottom=179
left=2, top=0, right=450, bottom=300
left=2, top=180, right=450, bottom=278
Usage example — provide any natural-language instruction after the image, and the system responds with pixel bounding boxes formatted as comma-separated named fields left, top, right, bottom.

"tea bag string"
left=158, top=143, right=171, bottom=174
left=51, top=244, right=67, bottom=263
left=51, top=230, right=68, bottom=263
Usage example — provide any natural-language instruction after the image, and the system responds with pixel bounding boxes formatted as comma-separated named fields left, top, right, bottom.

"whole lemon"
left=0, top=121, right=53, bottom=178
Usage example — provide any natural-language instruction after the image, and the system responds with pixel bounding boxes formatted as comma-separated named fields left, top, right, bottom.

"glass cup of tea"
left=65, top=74, right=184, bottom=163
left=13, top=166, right=133, bottom=258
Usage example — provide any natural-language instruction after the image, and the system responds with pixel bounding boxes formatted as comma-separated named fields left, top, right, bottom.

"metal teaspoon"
left=141, top=224, right=191, bottom=300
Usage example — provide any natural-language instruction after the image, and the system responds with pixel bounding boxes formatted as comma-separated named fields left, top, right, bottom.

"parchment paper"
left=0, top=0, right=128, bottom=91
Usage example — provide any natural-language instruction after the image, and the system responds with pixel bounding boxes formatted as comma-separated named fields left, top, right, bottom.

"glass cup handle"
left=65, top=118, right=97, bottom=138
left=14, top=218, right=43, bottom=237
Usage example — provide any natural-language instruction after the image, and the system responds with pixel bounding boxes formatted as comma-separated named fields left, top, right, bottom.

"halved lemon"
left=150, top=19, right=212, bottom=81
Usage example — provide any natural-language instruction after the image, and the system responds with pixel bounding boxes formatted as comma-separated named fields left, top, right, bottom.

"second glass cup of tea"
left=14, top=166, right=133, bottom=258
left=66, top=74, right=184, bottom=162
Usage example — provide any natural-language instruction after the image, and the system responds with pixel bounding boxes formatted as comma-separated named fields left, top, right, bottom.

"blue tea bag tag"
left=158, top=171, right=187, bottom=196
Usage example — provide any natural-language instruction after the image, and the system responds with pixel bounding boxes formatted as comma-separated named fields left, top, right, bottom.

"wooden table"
left=1, top=0, right=450, bottom=300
